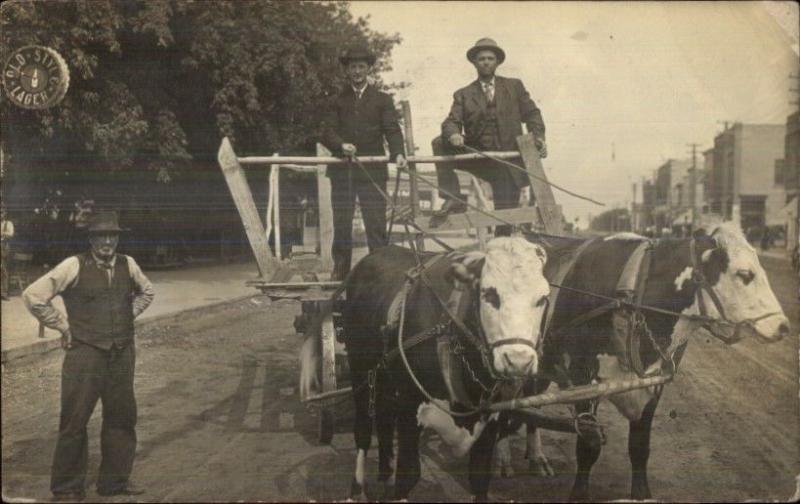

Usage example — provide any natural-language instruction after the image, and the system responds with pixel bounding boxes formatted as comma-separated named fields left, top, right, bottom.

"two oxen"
left=301, top=223, right=789, bottom=501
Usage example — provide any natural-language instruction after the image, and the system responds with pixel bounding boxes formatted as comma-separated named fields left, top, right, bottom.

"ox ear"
left=532, top=244, right=547, bottom=264
left=447, top=255, right=484, bottom=289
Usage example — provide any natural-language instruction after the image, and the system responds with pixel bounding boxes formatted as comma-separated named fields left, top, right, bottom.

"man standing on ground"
left=1, top=207, right=14, bottom=300
left=431, top=38, right=547, bottom=236
left=321, top=45, right=407, bottom=281
left=23, top=211, right=154, bottom=502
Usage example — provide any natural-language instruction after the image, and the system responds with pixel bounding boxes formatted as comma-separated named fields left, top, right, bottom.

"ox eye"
left=736, top=269, right=755, bottom=285
left=535, top=297, right=548, bottom=307
left=481, top=287, right=501, bottom=309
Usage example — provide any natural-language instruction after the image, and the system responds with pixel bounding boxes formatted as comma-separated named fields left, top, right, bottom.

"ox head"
left=695, top=223, right=790, bottom=342
left=448, top=237, right=550, bottom=377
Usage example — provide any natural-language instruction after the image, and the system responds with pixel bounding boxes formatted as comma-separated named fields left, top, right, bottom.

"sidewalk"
left=1, top=261, right=263, bottom=363
left=0, top=235, right=478, bottom=363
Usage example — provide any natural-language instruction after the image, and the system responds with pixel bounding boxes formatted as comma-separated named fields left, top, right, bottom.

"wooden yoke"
left=516, top=133, right=563, bottom=235
left=218, top=137, right=275, bottom=277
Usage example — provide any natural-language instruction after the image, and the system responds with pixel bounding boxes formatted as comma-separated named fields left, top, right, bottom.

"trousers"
left=51, top=340, right=137, bottom=495
left=330, top=167, right=388, bottom=280
left=431, top=136, right=522, bottom=236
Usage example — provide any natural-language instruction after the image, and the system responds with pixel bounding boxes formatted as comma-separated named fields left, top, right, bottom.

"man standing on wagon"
left=23, top=211, right=154, bottom=501
left=321, top=45, right=408, bottom=281
left=430, top=38, right=548, bottom=236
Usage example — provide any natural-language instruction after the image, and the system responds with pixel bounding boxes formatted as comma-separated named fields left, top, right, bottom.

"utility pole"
left=687, top=143, right=701, bottom=229
left=631, top=182, right=637, bottom=233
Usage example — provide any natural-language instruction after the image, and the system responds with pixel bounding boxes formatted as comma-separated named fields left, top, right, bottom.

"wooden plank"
left=400, top=100, right=425, bottom=252
left=268, top=264, right=295, bottom=283
left=238, top=151, right=522, bottom=166
left=246, top=280, right=341, bottom=289
left=318, top=301, right=338, bottom=394
left=517, top=133, right=563, bottom=235
left=415, top=206, right=539, bottom=233
left=217, top=137, right=274, bottom=277
left=470, top=176, right=489, bottom=250
left=316, top=144, right=334, bottom=270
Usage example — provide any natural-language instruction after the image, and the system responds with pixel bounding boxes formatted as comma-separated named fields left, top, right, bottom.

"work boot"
left=429, top=198, right=468, bottom=228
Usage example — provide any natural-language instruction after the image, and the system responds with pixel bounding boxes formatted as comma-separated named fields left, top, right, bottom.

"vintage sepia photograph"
left=1, top=1, right=798, bottom=502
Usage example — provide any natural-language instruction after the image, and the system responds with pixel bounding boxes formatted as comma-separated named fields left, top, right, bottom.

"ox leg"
left=629, top=394, right=660, bottom=500
left=376, top=375, right=397, bottom=500
left=348, top=354, right=373, bottom=500
left=469, top=417, right=500, bottom=502
left=394, top=407, right=422, bottom=500
left=569, top=402, right=602, bottom=501
left=526, top=425, right=555, bottom=477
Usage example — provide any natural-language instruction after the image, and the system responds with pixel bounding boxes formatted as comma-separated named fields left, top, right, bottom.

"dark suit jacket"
left=321, top=85, right=405, bottom=182
left=441, top=76, right=545, bottom=187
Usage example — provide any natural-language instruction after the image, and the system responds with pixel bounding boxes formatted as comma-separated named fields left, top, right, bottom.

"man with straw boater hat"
left=321, top=45, right=407, bottom=281
left=431, top=37, right=547, bottom=235
left=23, top=211, right=154, bottom=501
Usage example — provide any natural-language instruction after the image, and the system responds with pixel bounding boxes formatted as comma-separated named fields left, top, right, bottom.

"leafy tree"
left=1, top=0, right=401, bottom=201
left=1, top=0, right=401, bottom=262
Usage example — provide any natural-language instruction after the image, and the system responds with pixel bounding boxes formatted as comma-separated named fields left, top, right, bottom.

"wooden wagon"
left=216, top=100, right=593, bottom=443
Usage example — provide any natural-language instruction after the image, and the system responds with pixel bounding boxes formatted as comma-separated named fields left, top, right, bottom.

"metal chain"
left=367, top=368, right=377, bottom=418
left=451, top=338, right=493, bottom=394
left=631, top=310, right=674, bottom=374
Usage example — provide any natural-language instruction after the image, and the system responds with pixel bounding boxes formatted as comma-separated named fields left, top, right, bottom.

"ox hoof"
left=382, top=482, right=396, bottom=501
left=349, top=479, right=368, bottom=501
left=495, top=462, right=515, bottom=479
left=529, top=455, right=555, bottom=477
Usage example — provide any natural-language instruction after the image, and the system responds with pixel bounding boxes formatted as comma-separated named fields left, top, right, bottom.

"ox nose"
left=496, top=346, right=538, bottom=377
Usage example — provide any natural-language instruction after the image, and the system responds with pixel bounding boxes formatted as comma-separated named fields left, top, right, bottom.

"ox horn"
left=450, top=262, right=475, bottom=283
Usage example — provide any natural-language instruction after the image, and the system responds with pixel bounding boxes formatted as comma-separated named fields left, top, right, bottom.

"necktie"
left=483, top=82, right=494, bottom=102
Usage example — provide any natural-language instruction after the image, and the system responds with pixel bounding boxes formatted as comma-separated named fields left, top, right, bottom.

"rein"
left=547, top=237, right=781, bottom=348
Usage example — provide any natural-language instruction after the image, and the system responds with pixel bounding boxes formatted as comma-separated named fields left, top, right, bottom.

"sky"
left=348, top=1, right=799, bottom=225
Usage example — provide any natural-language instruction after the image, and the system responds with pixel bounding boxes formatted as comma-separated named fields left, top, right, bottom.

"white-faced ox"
left=300, top=237, right=549, bottom=501
left=515, top=222, right=789, bottom=501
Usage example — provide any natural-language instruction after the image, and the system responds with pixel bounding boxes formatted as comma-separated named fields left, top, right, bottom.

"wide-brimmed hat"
left=466, top=37, right=506, bottom=64
left=339, top=46, right=376, bottom=66
left=86, top=211, right=127, bottom=234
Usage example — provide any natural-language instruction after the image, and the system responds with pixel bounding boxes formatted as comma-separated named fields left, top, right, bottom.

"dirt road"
left=2, top=256, right=798, bottom=502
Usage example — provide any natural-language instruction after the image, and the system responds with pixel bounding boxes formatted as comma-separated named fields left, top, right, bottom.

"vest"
left=478, top=97, right=501, bottom=150
left=62, top=253, right=135, bottom=349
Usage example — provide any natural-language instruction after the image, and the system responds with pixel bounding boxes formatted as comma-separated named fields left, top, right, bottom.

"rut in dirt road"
left=2, top=255, right=798, bottom=502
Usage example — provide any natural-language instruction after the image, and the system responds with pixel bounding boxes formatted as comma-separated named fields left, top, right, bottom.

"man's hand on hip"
left=61, top=329, right=73, bottom=350
left=342, top=143, right=357, bottom=158
left=448, top=134, right=465, bottom=148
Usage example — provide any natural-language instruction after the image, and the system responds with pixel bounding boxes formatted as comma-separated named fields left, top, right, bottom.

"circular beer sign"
left=3, top=46, right=69, bottom=109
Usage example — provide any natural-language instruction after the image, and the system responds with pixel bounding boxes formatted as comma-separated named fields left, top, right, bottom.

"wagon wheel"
left=316, top=300, right=337, bottom=444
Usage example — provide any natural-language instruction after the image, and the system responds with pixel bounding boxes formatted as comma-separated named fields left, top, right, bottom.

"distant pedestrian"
left=1, top=208, right=15, bottom=300
left=760, top=226, right=770, bottom=251
left=23, top=211, right=154, bottom=501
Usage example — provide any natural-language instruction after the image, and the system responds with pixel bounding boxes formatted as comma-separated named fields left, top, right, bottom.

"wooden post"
left=273, top=164, right=282, bottom=261
left=217, top=137, right=274, bottom=277
left=517, top=133, right=563, bottom=235
left=400, top=100, right=425, bottom=251
left=316, top=144, right=334, bottom=270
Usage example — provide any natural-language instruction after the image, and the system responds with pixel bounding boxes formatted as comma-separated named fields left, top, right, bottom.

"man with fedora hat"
left=321, top=45, right=407, bottom=281
left=430, top=37, right=547, bottom=235
left=23, top=211, right=154, bottom=501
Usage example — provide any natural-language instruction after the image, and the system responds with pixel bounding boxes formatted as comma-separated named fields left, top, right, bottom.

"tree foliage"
left=1, top=0, right=402, bottom=183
